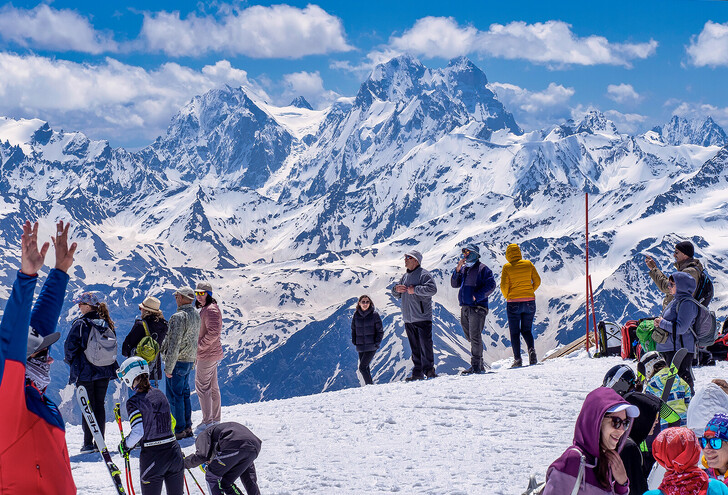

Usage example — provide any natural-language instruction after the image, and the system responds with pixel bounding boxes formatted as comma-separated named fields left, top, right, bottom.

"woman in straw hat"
left=122, top=296, right=169, bottom=386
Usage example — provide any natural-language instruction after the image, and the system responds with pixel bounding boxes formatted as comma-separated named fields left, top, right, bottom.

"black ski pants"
left=358, top=351, right=376, bottom=385
left=405, top=321, right=434, bottom=377
left=78, top=378, right=110, bottom=448
left=206, top=448, right=261, bottom=495
left=139, top=443, right=185, bottom=495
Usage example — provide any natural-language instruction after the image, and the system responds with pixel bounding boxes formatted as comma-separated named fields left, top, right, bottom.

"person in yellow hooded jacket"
left=500, top=243, right=541, bottom=367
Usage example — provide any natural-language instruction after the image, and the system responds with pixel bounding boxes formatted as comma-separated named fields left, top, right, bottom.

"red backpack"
left=620, top=320, right=643, bottom=360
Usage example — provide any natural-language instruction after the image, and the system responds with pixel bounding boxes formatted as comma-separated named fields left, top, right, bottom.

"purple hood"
left=573, top=387, right=634, bottom=458
left=544, top=388, right=635, bottom=494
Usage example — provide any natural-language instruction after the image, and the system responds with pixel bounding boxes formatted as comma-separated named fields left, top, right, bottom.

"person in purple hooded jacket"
left=654, top=271, right=699, bottom=392
left=543, top=387, right=640, bottom=495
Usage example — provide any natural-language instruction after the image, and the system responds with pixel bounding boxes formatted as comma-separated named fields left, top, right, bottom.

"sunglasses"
left=404, top=255, right=414, bottom=260
left=700, top=437, right=724, bottom=450
left=605, top=415, right=632, bottom=430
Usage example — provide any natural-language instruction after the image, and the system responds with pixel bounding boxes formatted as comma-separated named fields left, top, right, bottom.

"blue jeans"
left=165, top=361, right=193, bottom=433
left=507, top=301, right=536, bottom=360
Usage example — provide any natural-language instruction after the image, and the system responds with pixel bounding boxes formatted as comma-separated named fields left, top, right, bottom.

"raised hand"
left=20, top=221, right=49, bottom=276
left=51, top=220, right=77, bottom=273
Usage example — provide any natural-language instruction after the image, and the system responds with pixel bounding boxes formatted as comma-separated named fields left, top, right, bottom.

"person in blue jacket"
left=450, top=244, right=495, bottom=374
left=0, top=220, right=77, bottom=494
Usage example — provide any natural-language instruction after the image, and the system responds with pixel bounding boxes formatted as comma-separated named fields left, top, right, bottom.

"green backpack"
left=135, top=321, right=160, bottom=365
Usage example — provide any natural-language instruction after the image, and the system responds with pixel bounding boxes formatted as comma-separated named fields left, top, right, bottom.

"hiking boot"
left=405, top=374, right=425, bottom=382
left=425, top=368, right=438, bottom=379
left=510, top=359, right=523, bottom=368
left=80, top=444, right=98, bottom=454
left=184, top=427, right=194, bottom=438
left=528, top=348, right=538, bottom=365
left=461, top=366, right=476, bottom=375
left=175, top=429, right=193, bottom=440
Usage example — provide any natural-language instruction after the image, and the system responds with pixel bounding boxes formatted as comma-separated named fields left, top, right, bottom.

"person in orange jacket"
left=500, top=243, right=541, bottom=367
left=0, top=220, right=77, bottom=494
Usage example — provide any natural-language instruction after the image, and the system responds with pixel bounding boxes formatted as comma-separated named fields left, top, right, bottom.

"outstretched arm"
left=1, top=222, right=43, bottom=375
left=31, top=221, right=75, bottom=337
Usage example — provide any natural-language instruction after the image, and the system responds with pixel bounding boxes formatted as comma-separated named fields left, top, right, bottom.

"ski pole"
left=183, top=472, right=191, bottom=495
left=186, top=468, right=206, bottom=494
left=114, top=403, right=136, bottom=495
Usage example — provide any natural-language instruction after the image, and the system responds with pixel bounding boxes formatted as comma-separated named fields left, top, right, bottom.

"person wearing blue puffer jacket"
left=653, top=271, right=699, bottom=392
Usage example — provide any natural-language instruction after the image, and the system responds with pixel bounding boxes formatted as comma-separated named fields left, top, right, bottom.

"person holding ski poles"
left=0, top=220, right=77, bottom=494
left=653, top=272, right=699, bottom=392
left=117, top=356, right=185, bottom=495
left=183, top=421, right=263, bottom=495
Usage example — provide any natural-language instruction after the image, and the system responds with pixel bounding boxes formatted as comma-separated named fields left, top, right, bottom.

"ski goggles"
left=195, top=291, right=211, bottom=296
left=605, top=415, right=632, bottom=430
left=700, top=437, right=724, bottom=450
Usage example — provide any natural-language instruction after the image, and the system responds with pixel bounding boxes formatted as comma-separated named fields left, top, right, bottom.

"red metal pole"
left=589, top=275, right=598, bottom=348
left=586, top=193, right=590, bottom=352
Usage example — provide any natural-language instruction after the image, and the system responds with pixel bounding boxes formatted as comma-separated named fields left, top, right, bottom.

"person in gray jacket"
left=392, top=249, right=438, bottom=380
left=184, top=421, right=262, bottom=495
left=161, top=285, right=201, bottom=439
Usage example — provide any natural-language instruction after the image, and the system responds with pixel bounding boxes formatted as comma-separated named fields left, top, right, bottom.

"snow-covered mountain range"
left=1, top=55, right=726, bottom=420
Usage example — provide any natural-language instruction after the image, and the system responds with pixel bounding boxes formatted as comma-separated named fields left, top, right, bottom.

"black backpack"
left=694, top=269, right=714, bottom=307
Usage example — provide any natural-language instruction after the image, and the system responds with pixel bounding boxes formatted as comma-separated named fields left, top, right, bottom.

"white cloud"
left=603, top=110, right=648, bottom=134
left=687, top=21, right=728, bottom=67
left=0, top=4, right=118, bottom=54
left=488, top=82, right=574, bottom=113
left=488, top=82, right=574, bottom=131
left=606, top=83, right=642, bottom=104
left=0, top=53, right=268, bottom=147
left=281, top=71, right=339, bottom=108
left=390, top=17, right=477, bottom=59
left=330, top=49, right=402, bottom=74
left=668, top=100, right=728, bottom=129
left=386, top=18, right=657, bottom=67
left=139, top=4, right=352, bottom=58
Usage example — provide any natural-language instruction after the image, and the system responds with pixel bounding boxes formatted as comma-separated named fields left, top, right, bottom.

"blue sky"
left=0, top=0, right=727, bottom=148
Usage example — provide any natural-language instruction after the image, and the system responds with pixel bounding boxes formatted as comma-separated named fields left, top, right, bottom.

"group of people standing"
left=64, top=281, right=223, bottom=449
left=0, top=220, right=263, bottom=495
left=351, top=242, right=542, bottom=384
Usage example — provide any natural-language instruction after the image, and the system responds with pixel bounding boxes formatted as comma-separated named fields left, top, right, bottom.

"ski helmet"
left=603, top=364, right=637, bottom=396
left=637, top=351, right=666, bottom=382
left=117, top=356, right=149, bottom=388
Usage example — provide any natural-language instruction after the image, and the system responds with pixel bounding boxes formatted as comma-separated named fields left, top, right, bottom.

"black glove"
left=118, top=440, right=129, bottom=458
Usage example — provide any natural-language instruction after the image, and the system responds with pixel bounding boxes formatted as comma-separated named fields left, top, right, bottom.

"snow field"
left=68, top=353, right=728, bottom=494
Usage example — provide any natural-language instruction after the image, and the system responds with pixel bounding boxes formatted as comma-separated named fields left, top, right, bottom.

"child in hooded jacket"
left=543, top=387, right=639, bottom=495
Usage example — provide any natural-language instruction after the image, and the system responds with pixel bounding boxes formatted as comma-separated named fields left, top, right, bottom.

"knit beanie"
left=675, top=241, right=694, bottom=258
left=705, top=413, right=728, bottom=440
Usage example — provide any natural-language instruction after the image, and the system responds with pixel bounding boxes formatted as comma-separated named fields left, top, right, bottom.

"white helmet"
left=638, top=351, right=666, bottom=382
left=117, top=357, right=149, bottom=388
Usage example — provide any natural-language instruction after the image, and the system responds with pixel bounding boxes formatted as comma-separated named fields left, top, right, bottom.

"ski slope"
left=68, top=353, right=728, bottom=494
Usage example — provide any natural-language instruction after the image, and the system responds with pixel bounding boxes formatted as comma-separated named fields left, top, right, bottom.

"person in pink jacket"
left=194, top=281, right=224, bottom=434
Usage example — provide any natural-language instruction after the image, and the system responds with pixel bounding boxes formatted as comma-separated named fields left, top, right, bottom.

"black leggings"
left=660, top=350, right=695, bottom=394
left=78, top=378, right=110, bottom=448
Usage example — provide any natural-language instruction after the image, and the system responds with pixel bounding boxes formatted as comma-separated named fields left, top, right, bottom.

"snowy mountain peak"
left=575, top=110, right=618, bottom=135
left=652, top=115, right=728, bottom=147
left=289, top=96, right=313, bottom=110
